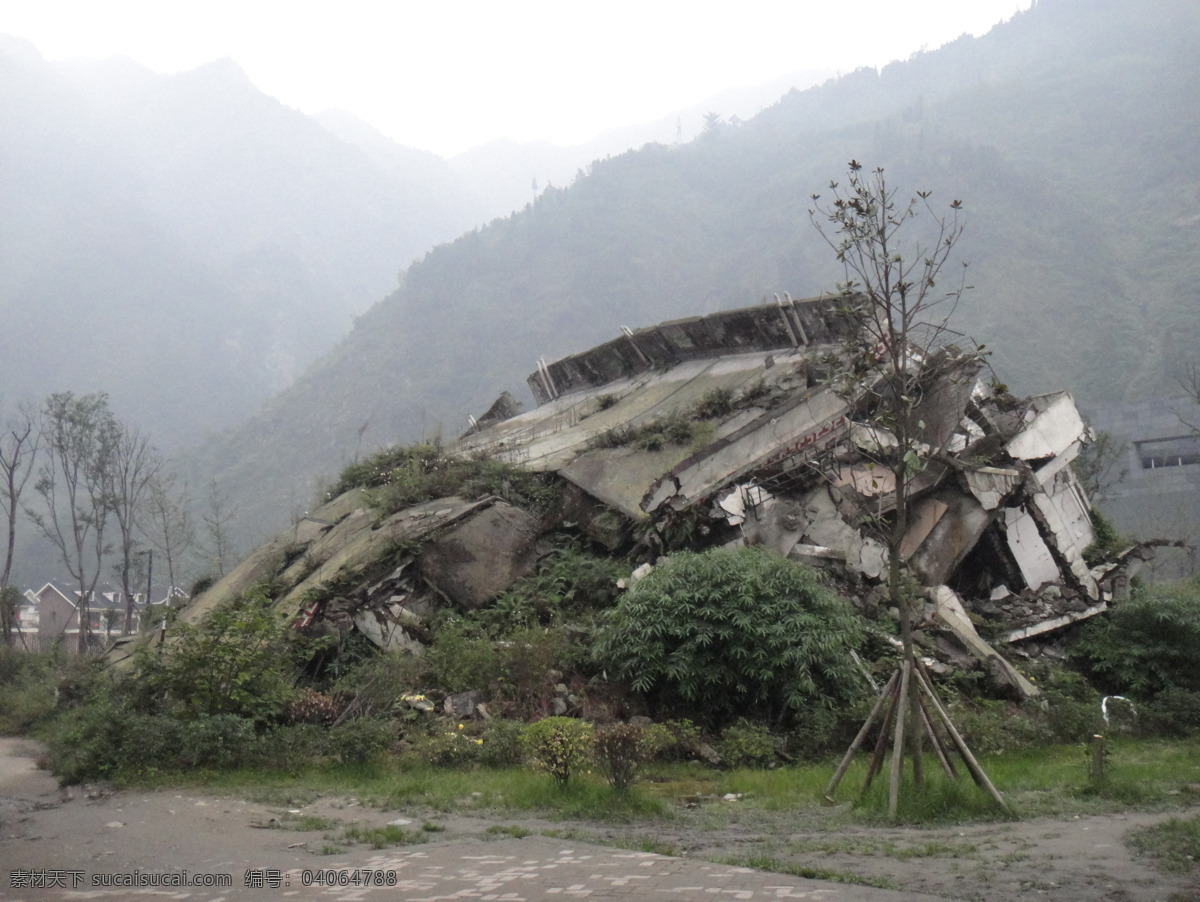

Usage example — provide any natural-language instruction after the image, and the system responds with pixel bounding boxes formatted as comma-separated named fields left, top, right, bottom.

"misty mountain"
left=0, top=39, right=483, bottom=442
left=181, top=0, right=1200, bottom=555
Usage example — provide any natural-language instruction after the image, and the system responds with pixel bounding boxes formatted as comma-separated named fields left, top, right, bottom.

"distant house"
left=21, top=582, right=144, bottom=651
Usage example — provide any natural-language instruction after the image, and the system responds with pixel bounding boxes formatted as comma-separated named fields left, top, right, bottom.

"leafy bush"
left=1139, top=688, right=1200, bottom=737
left=693, top=386, right=736, bottom=418
left=482, top=546, right=627, bottom=631
left=0, top=649, right=60, bottom=735
left=479, top=719, right=526, bottom=767
left=424, top=620, right=505, bottom=693
left=131, top=589, right=300, bottom=724
left=520, top=717, right=594, bottom=787
left=288, top=689, right=342, bottom=725
left=718, top=720, right=778, bottom=768
left=46, top=696, right=264, bottom=783
left=426, top=616, right=583, bottom=718
left=594, top=723, right=654, bottom=790
left=1037, top=670, right=1105, bottom=743
left=326, top=718, right=399, bottom=765
left=594, top=547, right=867, bottom=726
left=252, top=724, right=329, bottom=772
left=412, top=725, right=485, bottom=767
left=1071, top=578, right=1200, bottom=697
left=646, top=719, right=704, bottom=761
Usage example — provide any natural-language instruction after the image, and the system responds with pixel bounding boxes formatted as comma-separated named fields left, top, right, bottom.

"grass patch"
left=275, top=813, right=337, bottom=831
left=486, top=824, right=533, bottom=839
left=337, top=822, right=425, bottom=849
left=541, top=828, right=680, bottom=857
left=714, top=854, right=899, bottom=891
left=120, top=736, right=1200, bottom=831
left=854, top=769, right=1010, bottom=825
left=1128, top=814, right=1200, bottom=874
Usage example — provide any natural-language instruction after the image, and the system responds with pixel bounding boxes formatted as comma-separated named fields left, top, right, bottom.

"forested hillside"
left=183, top=0, right=1200, bottom=549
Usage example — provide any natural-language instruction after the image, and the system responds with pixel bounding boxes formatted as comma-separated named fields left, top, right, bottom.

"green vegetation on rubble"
left=329, top=443, right=559, bottom=516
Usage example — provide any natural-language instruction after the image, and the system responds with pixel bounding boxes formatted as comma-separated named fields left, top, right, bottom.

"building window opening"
left=1136, top=435, right=1200, bottom=469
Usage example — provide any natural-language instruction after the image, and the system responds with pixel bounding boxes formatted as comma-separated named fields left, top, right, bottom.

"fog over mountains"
left=3, top=0, right=1199, bottom=579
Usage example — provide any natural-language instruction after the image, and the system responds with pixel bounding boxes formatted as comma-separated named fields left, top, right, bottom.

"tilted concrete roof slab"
left=644, top=385, right=850, bottom=515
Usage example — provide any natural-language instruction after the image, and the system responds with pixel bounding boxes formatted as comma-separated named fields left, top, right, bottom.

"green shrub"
left=327, top=718, right=399, bottom=765
left=520, top=717, right=594, bottom=787
left=412, top=725, right=485, bottom=767
left=479, top=719, right=526, bottom=767
left=785, top=698, right=874, bottom=762
left=425, top=620, right=506, bottom=693
left=1140, top=688, right=1200, bottom=737
left=693, top=386, right=736, bottom=418
left=1071, top=578, right=1200, bottom=697
left=648, top=719, right=704, bottom=761
left=594, top=723, right=653, bottom=790
left=718, top=720, right=778, bottom=768
left=131, top=588, right=300, bottom=724
left=483, top=546, right=627, bottom=632
left=0, top=649, right=60, bottom=735
left=253, top=724, right=329, bottom=771
left=45, top=700, right=264, bottom=782
left=1037, top=669, right=1105, bottom=743
left=594, top=547, right=867, bottom=726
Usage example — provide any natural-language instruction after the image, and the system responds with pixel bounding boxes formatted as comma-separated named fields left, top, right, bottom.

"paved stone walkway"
left=297, top=836, right=946, bottom=901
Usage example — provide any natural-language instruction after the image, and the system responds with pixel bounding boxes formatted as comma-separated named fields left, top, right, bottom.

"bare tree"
left=109, top=424, right=161, bottom=634
left=202, top=476, right=238, bottom=579
left=0, top=403, right=39, bottom=646
left=143, top=469, right=196, bottom=601
left=1175, top=361, right=1200, bottom=433
left=28, top=392, right=120, bottom=653
left=810, top=162, right=1006, bottom=817
left=1072, top=428, right=1128, bottom=503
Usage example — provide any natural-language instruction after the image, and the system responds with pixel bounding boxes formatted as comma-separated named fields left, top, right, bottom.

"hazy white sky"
left=6, top=1, right=1033, bottom=156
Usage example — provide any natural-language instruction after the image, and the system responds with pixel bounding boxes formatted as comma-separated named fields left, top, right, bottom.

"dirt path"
left=1, top=738, right=1197, bottom=901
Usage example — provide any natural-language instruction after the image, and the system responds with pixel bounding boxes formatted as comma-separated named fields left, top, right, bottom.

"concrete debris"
left=418, top=502, right=542, bottom=610
left=928, top=587, right=1040, bottom=699
left=454, top=299, right=1148, bottom=678
left=132, top=298, right=1153, bottom=697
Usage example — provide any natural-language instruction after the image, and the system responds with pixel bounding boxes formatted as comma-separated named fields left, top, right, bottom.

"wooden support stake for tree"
left=861, top=675, right=901, bottom=797
left=888, top=656, right=913, bottom=819
left=914, top=658, right=1011, bottom=815
left=825, top=670, right=899, bottom=801
left=909, top=662, right=925, bottom=787
left=918, top=690, right=958, bottom=780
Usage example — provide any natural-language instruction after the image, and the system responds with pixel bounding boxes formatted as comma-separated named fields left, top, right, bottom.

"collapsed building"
left=118, top=296, right=1145, bottom=700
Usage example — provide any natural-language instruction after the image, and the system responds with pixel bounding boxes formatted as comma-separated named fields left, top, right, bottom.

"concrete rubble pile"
left=127, top=297, right=1145, bottom=701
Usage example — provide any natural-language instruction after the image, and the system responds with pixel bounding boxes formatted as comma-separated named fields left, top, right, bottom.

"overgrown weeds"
left=329, top=443, right=559, bottom=516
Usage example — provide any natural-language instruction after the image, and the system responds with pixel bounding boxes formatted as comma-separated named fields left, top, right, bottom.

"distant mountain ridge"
left=0, top=39, right=489, bottom=442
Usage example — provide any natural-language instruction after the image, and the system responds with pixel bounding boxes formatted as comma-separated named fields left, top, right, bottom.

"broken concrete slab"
left=643, top=386, right=850, bottom=515
left=962, top=467, right=1022, bottom=511
left=418, top=501, right=542, bottom=610
left=1006, top=392, right=1088, bottom=462
left=907, top=492, right=994, bottom=587
left=1002, top=506, right=1062, bottom=591
left=929, top=586, right=1039, bottom=699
